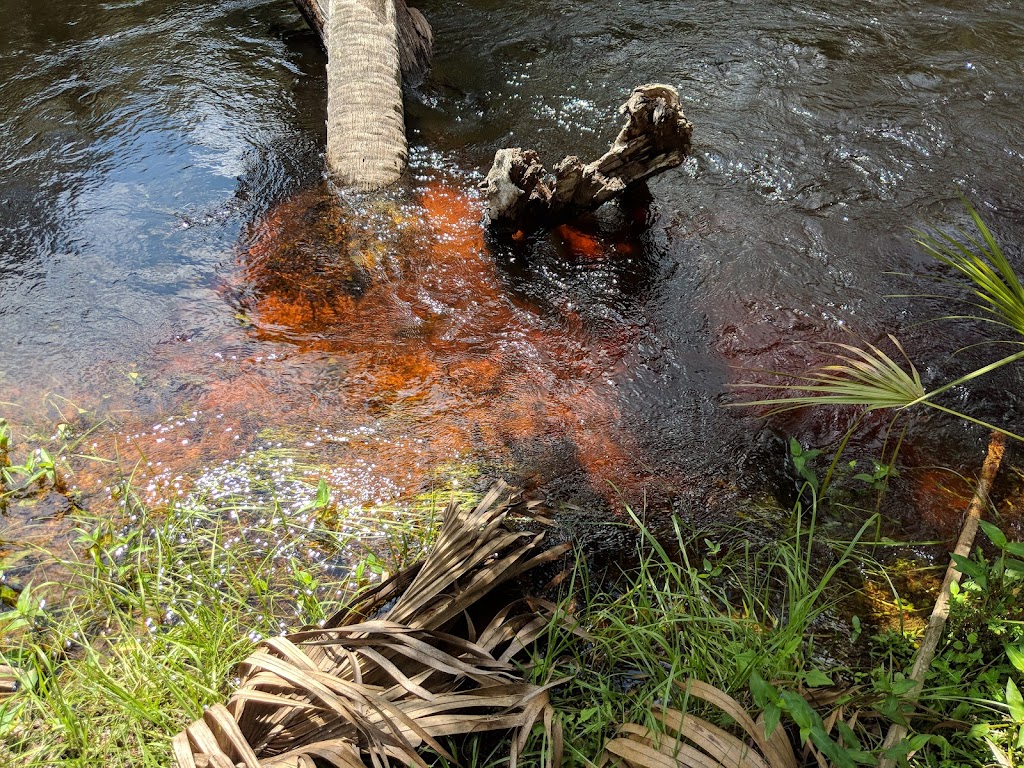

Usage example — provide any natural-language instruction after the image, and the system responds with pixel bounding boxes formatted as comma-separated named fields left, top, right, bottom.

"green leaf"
left=1007, top=678, right=1024, bottom=723
left=968, top=723, right=990, bottom=740
left=1004, top=541, right=1024, bottom=558
left=762, top=701, right=781, bottom=739
left=891, top=678, right=919, bottom=696
left=950, top=553, right=985, bottom=580
left=803, top=669, right=834, bottom=687
left=748, top=670, right=777, bottom=708
left=1006, top=643, right=1024, bottom=673
left=979, top=520, right=1007, bottom=548
left=315, top=477, right=330, bottom=508
left=835, top=720, right=862, bottom=750
left=0, top=701, right=23, bottom=738
left=0, top=584, right=18, bottom=606
left=850, top=615, right=862, bottom=643
left=907, top=733, right=931, bottom=752
left=1003, top=559, right=1024, bottom=575
left=808, top=727, right=858, bottom=768
left=780, top=690, right=819, bottom=731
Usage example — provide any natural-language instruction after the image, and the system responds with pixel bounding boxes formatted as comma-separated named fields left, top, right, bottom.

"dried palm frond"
left=599, top=679, right=798, bottom=768
left=172, top=481, right=571, bottom=768
left=0, top=663, right=18, bottom=695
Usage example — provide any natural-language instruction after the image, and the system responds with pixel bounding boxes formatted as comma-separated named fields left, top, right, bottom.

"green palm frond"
left=732, top=201, right=1024, bottom=443
left=913, top=201, right=1024, bottom=339
left=730, top=335, right=925, bottom=415
left=730, top=335, right=1024, bottom=442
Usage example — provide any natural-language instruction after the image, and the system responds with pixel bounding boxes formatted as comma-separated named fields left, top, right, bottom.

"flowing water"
left=2, top=0, right=1024, bottom=561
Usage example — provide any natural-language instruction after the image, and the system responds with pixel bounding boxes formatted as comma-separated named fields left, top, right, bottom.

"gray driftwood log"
left=291, top=0, right=433, bottom=190
left=484, top=84, right=693, bottom=231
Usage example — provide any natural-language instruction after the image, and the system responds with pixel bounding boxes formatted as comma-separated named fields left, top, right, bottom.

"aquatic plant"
left=732, top=201, right=1024, bottom=444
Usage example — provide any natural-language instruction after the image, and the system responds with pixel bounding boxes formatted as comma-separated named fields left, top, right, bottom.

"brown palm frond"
left=599, top=679, right=798, bottom=768
left=0, top=664, right=18, bottom=695
left=172, top=481, right=571, bottom=768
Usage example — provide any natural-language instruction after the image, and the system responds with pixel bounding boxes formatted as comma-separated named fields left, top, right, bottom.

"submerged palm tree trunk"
left=325, top=0, right=407, bottom=191
left=293, top=0, right=433, bottom=84
left=292, top=0, right=432, bottom=190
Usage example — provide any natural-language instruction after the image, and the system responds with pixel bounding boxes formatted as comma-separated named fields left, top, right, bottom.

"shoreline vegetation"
left=1, top=432, right=1022, bottom=767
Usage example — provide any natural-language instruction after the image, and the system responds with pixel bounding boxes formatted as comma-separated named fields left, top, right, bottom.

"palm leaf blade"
left=172, top=481, right=567, bottom=768
left=730, top=336, right=925, bottom=415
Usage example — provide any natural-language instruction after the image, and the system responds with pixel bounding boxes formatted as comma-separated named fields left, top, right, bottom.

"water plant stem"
left=877, top=430, right=1006, bottom=767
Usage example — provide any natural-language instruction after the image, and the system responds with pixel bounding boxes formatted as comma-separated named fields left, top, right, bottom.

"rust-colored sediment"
left=50, top=179, right=654, bottom=517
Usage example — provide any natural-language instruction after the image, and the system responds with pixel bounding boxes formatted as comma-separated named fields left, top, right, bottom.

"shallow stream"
left=2, top=0, right=1023, bottom=561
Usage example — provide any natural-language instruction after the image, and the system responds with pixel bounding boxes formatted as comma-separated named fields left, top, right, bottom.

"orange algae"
left=9, top=177, right=656, bottom=528
left=209, top=178, right=654, bottom=507
left=909, top=467, right=975, bottom=541
left=555, top=223, right=605, bottom=260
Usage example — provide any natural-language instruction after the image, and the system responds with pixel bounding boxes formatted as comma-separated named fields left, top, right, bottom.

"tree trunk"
left=292, top=0, right=433, bottom=85
left=291, top=0, right=326, bottom=36
left=290, top=0, right=433, bottom=190
left=484, top=84, right=693, bottom=232
left=324, top=0, right=407, bottom=191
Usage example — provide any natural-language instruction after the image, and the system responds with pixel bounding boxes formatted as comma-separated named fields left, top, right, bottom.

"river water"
left=1, top=0, right=1023, bottom=556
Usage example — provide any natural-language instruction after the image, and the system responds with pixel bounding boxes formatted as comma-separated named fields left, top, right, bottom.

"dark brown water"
left=2, top=0, right=1023, bottom=552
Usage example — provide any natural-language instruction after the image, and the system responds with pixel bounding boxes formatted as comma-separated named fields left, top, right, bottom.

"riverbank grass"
left=2, top=483, right=1022, bottom=767
left=1, top=501, right=344, bottom=766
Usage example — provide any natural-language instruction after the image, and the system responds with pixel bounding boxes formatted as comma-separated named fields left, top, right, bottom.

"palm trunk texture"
left=325, top=0, right=407, bottom=191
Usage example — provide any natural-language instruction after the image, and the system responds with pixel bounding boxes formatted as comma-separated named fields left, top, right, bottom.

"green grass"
left=0, top=473, right=459, bottom=767
left=503, top=499, right=1023, bottom=768
left=2, top=456, right=1021, bottom=768
left=505, top=502, right=879, bottom=766
left=1, top=503, right=328, bottom=766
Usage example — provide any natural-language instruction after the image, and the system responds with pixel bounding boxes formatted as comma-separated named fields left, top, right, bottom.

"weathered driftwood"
left=484, top=84, right=693, bottom=232
left=291, top=0, right=433, bottom=85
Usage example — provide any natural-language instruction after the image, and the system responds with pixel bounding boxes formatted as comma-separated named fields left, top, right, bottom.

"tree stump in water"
left=291, top=0, right=433, bottom=190
left=484, top=84, right=693, bottom=232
